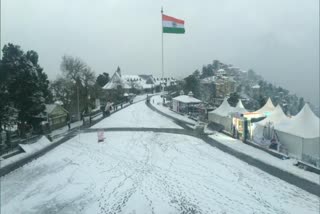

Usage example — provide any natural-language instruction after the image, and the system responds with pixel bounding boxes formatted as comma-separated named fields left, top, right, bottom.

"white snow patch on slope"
left=1, top=136, right=52, bottom=168
left=19, top=136, right=51, bottom=153
left=1, top=132, right=318, bottom=214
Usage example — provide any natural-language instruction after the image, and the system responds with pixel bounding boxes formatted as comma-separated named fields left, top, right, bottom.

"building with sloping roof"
left=214, top=77, right=236, bottom=98
left=45, top=104, right=69, bottom=130
left=103, top=69, right=131, bottom=90
left=103, top=69, right=176, bottom=93
left=172, top=94, right=202, bottom=114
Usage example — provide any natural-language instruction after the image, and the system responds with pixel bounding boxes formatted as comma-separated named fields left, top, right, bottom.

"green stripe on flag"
left=163, top=27, right=185, bottom=34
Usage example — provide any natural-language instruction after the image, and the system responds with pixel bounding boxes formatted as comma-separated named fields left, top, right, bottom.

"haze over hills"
left=1, top=0, right=318, bottom=106
left=178, top=59, right=318, bottom=116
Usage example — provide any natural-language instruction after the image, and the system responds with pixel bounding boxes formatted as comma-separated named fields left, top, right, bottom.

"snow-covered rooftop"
left=45, top=104, right=56, bottom=114
left=200, top=76, right=216, bottom=84
left=103, top=69, right=176, bottom=90
left=172, top=95, right=202, bottom=104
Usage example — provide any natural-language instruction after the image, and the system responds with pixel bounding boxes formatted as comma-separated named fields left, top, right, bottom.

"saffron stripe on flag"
left=162, top=14, right=184, bottom=25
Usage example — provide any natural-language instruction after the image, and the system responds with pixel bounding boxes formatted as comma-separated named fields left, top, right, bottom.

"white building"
left=103, top=69, right=177, bottom=92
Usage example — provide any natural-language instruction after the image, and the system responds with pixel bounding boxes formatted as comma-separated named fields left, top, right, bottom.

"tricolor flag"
left=162, top=14, right=185, bottom=34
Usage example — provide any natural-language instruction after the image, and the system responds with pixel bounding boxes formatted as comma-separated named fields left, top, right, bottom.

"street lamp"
left=88, top=94, right=91, bottom=125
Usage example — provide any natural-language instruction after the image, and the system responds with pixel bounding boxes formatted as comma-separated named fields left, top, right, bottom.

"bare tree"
left=60, top=55, right=87, bottom=82
left=57, top=55, right=97, bottom=115
left=81, top=67, right=95, bottom=89
left=50, top=77, right=74, bottom=109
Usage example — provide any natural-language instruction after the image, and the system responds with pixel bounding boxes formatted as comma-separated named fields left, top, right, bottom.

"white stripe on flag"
left=162, top=21, right=184, bottom=28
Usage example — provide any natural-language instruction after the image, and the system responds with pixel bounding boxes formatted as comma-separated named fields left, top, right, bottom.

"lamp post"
left=88, top=94, right=91, bottom=109
left=88, top=94, right=91, bottom=125
left=77, top=86, right=80, bottom=121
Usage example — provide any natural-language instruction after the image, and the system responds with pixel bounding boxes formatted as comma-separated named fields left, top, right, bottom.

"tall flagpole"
left=161, top=7, right=164, bottom=79
left=0, top=0, right=2, bottom=60
left=161, top=7, right=164, bottom=93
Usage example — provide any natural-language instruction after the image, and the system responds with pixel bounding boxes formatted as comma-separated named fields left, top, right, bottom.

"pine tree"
left=96, top=72, right=110, bottom=87
left=298, top=97, right=305, bottom=111
left=227, top=92, right=240, bottom=107
left=1, top=43, right=49, bottom=130
left=184, top=74, right=200, bottom=98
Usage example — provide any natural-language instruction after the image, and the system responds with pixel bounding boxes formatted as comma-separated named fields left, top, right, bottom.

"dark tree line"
left=0, top=43, right=52, bottom=132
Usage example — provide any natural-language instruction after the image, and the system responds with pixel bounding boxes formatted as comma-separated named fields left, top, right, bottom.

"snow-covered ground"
left=91, top=101, right=182, bottom=129
left=133, top=94, right=148, bottom=103
left=1, top=101, right=319, bottom=214
left=0, top=94, right=149, bottom=168
left=0, top=136, right=53, bottom=168
left=209, top=132, right=320, bottom=185
left=151, top=95, right=197, bottom=125
left=1, top=131, right=318, bottom=214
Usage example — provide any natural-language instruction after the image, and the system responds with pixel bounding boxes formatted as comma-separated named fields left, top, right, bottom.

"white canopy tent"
left=256, top=105, right=288, bottom=127
left=252, top=105, right=289, bottom=148
left=232, top=99, right=247, bottom=114
left=208, top=98, right=234, bottom=132
left=210, top=98, right=235, bottom=117
left=275, top=104, right=320, bottom=166
left=253, top=98, right=275, bottom=116
left=276, top=104, right=319, bottom=138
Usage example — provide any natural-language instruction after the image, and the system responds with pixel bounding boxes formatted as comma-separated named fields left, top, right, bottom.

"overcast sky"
left=1, top=0, right=319, bottom=105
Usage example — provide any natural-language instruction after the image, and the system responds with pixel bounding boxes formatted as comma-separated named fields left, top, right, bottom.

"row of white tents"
left=208, top=98, right=320, bottom=167
left=208, top=98, right=248, bottom=133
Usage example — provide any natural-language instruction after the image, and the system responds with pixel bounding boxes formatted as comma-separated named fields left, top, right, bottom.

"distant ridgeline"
left=180, top=60, right=318, bottom=116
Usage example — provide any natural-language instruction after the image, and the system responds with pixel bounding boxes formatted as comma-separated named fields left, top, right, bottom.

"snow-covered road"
left=1, top=132, right=318, bottom=214
left=1, top=101, right=319, bottom=214
left=91, top=100, right=182, bottom=129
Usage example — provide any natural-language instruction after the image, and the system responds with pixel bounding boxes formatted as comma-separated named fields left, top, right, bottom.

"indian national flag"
left=162, top=14, right=185, bottom=34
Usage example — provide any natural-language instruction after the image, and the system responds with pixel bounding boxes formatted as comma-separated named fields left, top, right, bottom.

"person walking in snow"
left=66, top=114, right=71, bottom=130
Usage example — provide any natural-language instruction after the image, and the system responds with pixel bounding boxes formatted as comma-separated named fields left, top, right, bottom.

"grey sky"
left=2, top=0, right=319, bottom=104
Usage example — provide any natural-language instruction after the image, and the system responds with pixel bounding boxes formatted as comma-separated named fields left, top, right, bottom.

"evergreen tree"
left=212, top=60, right=221, bottom=70
left=96, top=72, right=110, bottom=87
left=228, top=92, right=240, bottom=107
left=26, top=50, right=53, bottom=103
left=298, top=97, right=305, bottom=111
left=200, top=65, right=213, bottom=78
left=0, top=78, right=18, bottom=130
left=258, top=95, right=266, bottom=108
left=184, top=74, right=200, bottom=98
left=0, top=43, right=48, bottom=129
left=193, top=70, right=200, bottom=78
